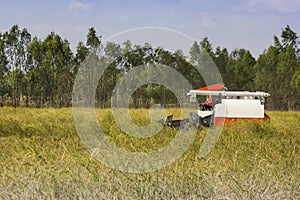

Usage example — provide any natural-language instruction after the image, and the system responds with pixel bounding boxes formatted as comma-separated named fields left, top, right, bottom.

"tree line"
left=0, top=25, right=299, bottom=110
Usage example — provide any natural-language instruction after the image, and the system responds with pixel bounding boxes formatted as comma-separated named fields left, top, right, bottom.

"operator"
left=199, top=95, right=212, bottom=111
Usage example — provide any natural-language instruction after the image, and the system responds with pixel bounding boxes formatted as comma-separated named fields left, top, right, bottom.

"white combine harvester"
left=187, top=84, right=271, bottom=127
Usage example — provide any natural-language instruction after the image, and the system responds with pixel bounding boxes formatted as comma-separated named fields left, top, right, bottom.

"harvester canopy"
left=197, top=83, right=225, bottom=91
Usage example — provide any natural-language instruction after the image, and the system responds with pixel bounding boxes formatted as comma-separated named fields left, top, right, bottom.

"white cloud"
left=235, top=0, right=300, bottom=13
left=68, top=1, right=91, bottom=12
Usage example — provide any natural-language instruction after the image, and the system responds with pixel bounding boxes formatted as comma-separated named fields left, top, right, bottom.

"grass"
left=0, top=108, right=299, bottom=199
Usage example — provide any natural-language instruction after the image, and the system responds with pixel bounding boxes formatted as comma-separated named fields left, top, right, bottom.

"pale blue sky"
left=1, top=0, right=300, bottom=57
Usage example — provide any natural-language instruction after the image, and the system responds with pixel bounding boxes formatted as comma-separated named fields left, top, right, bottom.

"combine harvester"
left=187, top=84, right=271, bottom=127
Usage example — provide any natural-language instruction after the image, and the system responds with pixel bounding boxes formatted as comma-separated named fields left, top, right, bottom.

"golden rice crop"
left=0, top=108, right=299, bottom=199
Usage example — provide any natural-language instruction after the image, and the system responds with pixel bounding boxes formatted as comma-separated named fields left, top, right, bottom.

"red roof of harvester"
left=197, top=83, right=225, bottom=91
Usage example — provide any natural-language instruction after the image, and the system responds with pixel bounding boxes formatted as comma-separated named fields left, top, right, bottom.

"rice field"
left=0, top=108, right=299, bottom=199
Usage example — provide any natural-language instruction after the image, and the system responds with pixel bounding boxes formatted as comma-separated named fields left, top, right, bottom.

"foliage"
left=255, top=25, right=300, bottom=110
left=0, top=25, right=299, bottom=110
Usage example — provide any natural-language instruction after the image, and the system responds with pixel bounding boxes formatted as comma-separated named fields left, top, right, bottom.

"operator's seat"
left=199, top=95, right=212, bottom=111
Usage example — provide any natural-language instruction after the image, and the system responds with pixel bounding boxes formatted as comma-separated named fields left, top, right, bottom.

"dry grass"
left=0, top=108, right=299, bottom=199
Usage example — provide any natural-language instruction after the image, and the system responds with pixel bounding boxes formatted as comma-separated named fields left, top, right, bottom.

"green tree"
left=86, top=27, right=101, bottom=49
left=254, top=46, right=280, bottom=110
left=79, top=27, right=102, bottom=107
left=224, top=49, right=255, bottom=90
left=75, top=41, right=89, bottom=65
left=200, top=37, right=213, bottom=55
left=7, top=68, right=24, bottom=107
left=29, top=32, right=74, bottom=107
left=189, top=41, right=200, bottom=65
left=56, top=39, right=74, bottom=107
left=27, top=36, right=45, bottom=107
left=255, top=25, right=300, bottom=110
left=292, top=70, right=300, bottom=90
left=4, top=25, right=31, bottom=106
left=276, top=46, right=299, bottom=110
left=0, top=32, right=8, bottom=105
left=97, top=42, right=122, bottom=108
left=214, top=46, right=229, bottom=77
left=42, top=32, right=59, bottom=106
left=281, top=25, right=299, bottom=53
left=291, top=73, right=300, bottom=110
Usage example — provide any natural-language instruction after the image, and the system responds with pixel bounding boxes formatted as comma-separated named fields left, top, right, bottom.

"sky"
left=0, top=0, right=300, bottom=58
